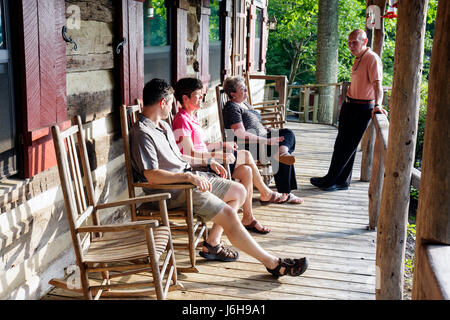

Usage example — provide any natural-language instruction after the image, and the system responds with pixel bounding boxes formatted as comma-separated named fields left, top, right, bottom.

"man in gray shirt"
left=130, top=78, right=308, bottom=278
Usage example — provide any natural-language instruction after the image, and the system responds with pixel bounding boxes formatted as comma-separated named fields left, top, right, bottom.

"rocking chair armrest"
left=253, top=100, right=279, bottom=106
left=254, top=104, right=284, bottom=111
left=95, top=193, right=172, bottom=210
left=134, top=182, right=196, bottom=190
left=78, top=220, right=160, bottom=233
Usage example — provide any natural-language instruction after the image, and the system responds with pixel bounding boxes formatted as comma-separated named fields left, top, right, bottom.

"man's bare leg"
left=210, top=204, right=279, bottom=270
left=202, top=180, right=246, bottom=251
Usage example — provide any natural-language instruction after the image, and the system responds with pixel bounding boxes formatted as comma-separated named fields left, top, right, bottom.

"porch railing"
left=364, top=113, right=450, bottom=301
left=264, top=82, right=347, bottom=126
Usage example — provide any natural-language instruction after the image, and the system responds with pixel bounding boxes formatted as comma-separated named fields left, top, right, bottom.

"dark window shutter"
left=247, top=4, right=256, bottom=73
left=233, top=0, right=247, bottom=75
left=199, top=1, right=211, bottom=89
left=260, top=7, right=268, bottom=72
left=222, top=0, right=233, bottom=80
left=172, top=0, right=189, bottom=82
left=119, top=0, right=144, bottom=105
left=17, top=0, right=69, bottom=178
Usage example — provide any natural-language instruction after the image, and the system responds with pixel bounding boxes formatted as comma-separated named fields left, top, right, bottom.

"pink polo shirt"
left=347, top=48, right=383, bottom=100
left=172, top=108, right=208, bottom=154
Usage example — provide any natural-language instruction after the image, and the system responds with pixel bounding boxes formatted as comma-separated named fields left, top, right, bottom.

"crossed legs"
left=201, top=177, right=309, bottom=277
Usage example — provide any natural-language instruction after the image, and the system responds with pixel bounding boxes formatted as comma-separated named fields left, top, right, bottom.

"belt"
left=346, top=96, right=374, bottom=105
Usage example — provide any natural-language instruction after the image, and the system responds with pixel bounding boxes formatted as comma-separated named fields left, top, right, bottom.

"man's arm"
left=372, top=80, right=388, bottom=116
left=144, top=169, right=212, bottom=192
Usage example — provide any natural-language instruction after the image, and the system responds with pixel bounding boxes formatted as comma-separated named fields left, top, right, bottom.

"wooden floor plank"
left=42, top=122, right=377, bottom=300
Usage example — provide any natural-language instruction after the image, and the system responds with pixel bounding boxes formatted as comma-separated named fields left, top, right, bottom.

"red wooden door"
left=247, top=4, right=256, bottom=73
left=198, top=0, right=211, bottom=89
left=16, top=0, right=69, bottom=178
left=232, top=0, right=247, bottom=76
left=172, top=0, right=189, bottom=83
left=222, top=0, right=233, bottom=80
left=118, top=0, right=145, bottom=105
left=259, top=7, right=268, bottom=72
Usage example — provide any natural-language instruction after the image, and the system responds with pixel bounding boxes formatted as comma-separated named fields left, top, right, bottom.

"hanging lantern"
left=146, top=0, right=155, bottom=19
left=382, top=0, right=398, bottom=19
left=268, top=16, right=277, bottom=31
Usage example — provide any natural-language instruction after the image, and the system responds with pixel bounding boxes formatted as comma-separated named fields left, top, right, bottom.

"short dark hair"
left=143, top=78, right=174, bottom=106
left=174, top=78, right=203, bottom=104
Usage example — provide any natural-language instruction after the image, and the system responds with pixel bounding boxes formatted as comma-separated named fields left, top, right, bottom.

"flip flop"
left=244, top=219, right=271, bottom=234
left=285, top=193, right=304, bottom=204
left=259, top=192, right=288, bottom=205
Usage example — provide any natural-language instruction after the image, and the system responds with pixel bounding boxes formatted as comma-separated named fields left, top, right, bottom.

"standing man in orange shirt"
left=310, top=29, right=387, bottom=191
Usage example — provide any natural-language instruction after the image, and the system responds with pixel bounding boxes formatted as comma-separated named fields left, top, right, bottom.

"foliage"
left=143, top=0, right=168, bottom=47
left=405, top=223, right=416, bottom=273
left=266, top=0, right=367, bottom=85
left=210, top=0, right=221, bottom=41
left=410, top=186, right=419, bottom=202
left=266, top=0, right=437, bottom=165
left=415, top=82, right=428, bottom=167
left=266, top=0, right=319, bottom=85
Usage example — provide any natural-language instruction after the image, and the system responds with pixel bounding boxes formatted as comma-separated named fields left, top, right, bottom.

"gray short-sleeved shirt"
left=129, top=114, right=209, bottom=200
left=223, top=101, right=267, bottom=137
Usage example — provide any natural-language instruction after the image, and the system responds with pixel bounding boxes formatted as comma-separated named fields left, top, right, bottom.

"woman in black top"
left=222, top=76, right=303, bottom=204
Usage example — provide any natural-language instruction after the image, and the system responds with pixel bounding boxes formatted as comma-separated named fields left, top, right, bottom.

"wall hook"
left=62, top=26, right=78, bottom=51
left=116, top=38, right=127, bottom=55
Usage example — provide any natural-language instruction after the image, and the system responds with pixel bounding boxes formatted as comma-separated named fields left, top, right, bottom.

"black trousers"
left=232, top=128, right=298, bottom=194
left=322, top=101, right=373, bottom=186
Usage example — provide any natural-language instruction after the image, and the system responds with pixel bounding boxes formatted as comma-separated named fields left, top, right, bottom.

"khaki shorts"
left=167, top=174, right=233, bottom=222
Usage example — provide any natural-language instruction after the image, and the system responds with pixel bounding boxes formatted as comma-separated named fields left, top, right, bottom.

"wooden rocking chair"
left=120, top=102, right=208, bottom=273
left=244, top=72, right=287, bottom=129
left=49, top=116, right=180, bottom=300
left=215, top=85, right=273, bottom=186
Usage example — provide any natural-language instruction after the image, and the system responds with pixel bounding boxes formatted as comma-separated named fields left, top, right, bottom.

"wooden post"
left=312, top=93, right=319, bottom=123
left=413, top=0, right=450, bottom=300
left=361, top=121, right=376, bottom=181
left=375, top=0, right=428, bottom=300
left=361, top=0, right=386, bottom=182
left=367, top=114, right=389, bottom=229
left=303, top=87, right=310, bottom=122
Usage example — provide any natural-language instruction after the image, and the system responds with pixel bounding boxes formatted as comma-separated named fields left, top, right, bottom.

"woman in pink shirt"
left=172, top=78, right=288, bottom=234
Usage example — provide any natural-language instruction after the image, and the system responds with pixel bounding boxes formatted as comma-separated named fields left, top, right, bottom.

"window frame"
left=143, top=0, right=173, bottom=84
left=254, top=6, right=263, bottom=72
left=0, top=0, right=18, bottom=179
left=208, top=0, right=223, bottom=85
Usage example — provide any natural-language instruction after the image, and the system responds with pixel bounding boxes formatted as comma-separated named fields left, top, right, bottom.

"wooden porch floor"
left=43, top=122, right=377, bottom=300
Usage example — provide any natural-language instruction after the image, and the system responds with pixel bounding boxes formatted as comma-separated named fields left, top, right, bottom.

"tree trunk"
left=315, top=0, right=339, bottom=124
left=413, top=0, right=450, bottom=299
left=375, top=0, right=428, bottom=300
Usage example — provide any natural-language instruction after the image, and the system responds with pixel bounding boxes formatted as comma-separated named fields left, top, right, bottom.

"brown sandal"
left=199, top=241, right=239, bottom=262
left=259, top=192, right=288, bottom=205
left=244, top=219, right=271, bottom=234
left=266, top=257, right=309, bottom=279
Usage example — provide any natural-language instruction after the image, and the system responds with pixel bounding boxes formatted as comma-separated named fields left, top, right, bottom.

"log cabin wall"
left=0, top=0, right=269, bottom=300
left=0, top=0, right=129, bottom=300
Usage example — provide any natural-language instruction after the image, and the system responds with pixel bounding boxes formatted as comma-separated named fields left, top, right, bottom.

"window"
left=209, top=0, right=222, bottom=84
left=0, top=0, right=17, bottom=178
left=143, top=0, right=172, bottom=83
left=254, top=7, right=262, bottom=72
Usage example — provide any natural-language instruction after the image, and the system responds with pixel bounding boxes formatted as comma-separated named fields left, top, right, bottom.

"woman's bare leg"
left=232, top=164, right=271, bottom=233
left=234, top=150, right=274, bottom=200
